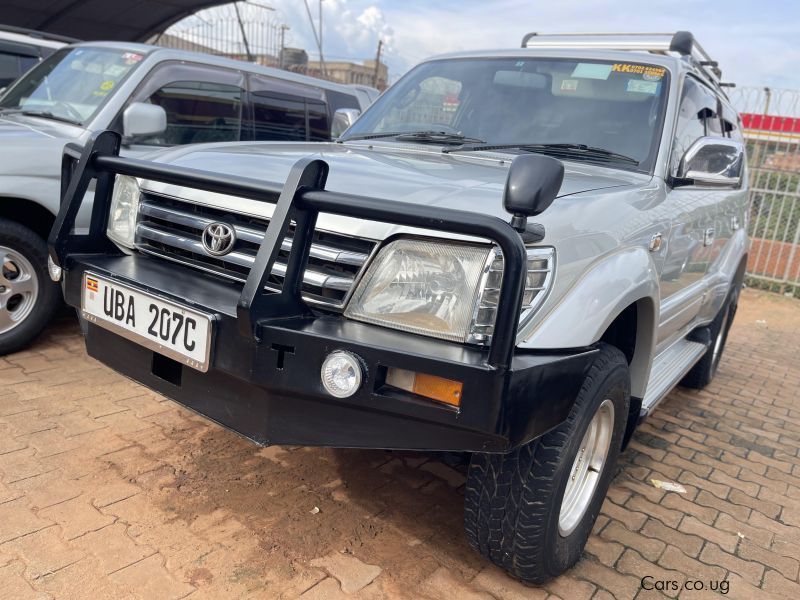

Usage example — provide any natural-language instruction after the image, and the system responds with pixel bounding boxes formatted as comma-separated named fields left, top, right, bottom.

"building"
left=306, top=59, right=388, bottom=90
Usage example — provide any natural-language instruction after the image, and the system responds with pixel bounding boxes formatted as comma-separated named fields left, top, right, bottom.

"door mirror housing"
left=122, top=102, right=167, bottom=141
left=675, top=136, right=744, bottom=187
left=503, top=154, right=564, bottom=232
left=331, top=108, right=361, bottom=138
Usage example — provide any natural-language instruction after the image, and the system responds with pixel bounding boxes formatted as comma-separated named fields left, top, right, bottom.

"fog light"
left=321, top=351, right=363, bottom=398
left=47, top=255, right=62, bottom=282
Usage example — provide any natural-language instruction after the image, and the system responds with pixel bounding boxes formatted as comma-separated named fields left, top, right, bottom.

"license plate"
left=81, top=273, right=213, bottom=372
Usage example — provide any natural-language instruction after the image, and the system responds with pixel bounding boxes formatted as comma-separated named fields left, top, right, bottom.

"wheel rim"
left=711, top=307, right=731, bottom=370
left=0, top=246, right=39, bottom=335
left=558, top=398, right=615, bottom=537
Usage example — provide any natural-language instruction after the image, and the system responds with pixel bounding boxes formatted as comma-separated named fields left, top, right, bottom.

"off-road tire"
left=680, top=285, right=739, bottom=389
left=0, top=219, right=61, bottom=355
left=464, top=343, right=630, bottom=584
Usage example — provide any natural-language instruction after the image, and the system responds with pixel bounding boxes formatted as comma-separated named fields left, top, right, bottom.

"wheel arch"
left=0, top=197, right=57, bottom=241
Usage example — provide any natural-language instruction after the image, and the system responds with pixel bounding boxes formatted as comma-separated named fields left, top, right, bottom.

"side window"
left=0, top=52, right=23, bottom=88
left=251, top=93, right=307, bottom=141
left=248, top=75, right=330, bottom=141
left=670, top=77, right=719, bottom=173
left=142, top=80, right=243, bottom=146
left=307, top=100, right=329, bottom=141
left=125, top=63, right=246, bottom=146
left=721, top=103, right=744, bottom=142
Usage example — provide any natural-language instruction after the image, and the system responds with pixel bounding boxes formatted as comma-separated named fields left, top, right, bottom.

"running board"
left=640, top=339, right=707, bottom=417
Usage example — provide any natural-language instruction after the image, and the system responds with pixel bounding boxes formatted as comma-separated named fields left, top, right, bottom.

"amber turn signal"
left=385, top=367, right=463, bottom=407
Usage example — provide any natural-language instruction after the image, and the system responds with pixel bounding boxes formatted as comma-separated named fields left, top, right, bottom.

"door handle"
left=704, top=228, right=715, bottom=246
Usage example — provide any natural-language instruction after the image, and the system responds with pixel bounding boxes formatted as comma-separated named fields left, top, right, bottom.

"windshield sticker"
left=122, top=52, right=144, bottom=65
left=571, top=63, right=613, bottom=80
left=612, top=63, right=666, bottom=79
left=105, top=64, right=128, bottom=77
left=99, top=80, right=115, bottom=92
left=627, top=79, right=660, bottom=95
left=560, top=79, right=579, bottom=92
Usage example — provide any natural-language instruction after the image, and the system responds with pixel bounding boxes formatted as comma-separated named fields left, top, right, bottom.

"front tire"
left=464, top=343, right=630, bottom=584
left=0, top=219, right=62, bottom=355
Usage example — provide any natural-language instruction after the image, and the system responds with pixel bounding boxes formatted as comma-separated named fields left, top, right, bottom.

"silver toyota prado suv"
left=52, top=32, right=748, bottom=583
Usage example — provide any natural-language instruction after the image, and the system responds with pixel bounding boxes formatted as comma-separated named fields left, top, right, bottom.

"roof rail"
left=520, top=32, right=722, bottom=85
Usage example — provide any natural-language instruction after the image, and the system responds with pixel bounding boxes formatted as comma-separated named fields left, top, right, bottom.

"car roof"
left=68, top=41, right=360, bottom=96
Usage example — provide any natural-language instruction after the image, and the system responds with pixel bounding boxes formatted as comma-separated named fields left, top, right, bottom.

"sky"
left=178, top=0, right=800, bottom=92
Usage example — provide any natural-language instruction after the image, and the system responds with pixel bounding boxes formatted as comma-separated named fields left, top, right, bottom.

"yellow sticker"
left=611, top=64, right=666, bottom=79
left=99, top=80, right=115, bottom=91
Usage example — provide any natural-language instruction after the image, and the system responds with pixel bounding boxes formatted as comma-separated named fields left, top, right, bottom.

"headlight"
left=346, top=239, right=555, bottom=344
left=106, top=175, right=140, bottom=248
left=470, top=246, right=555, bottom=342
left=345, top=239, right=491, bottom=343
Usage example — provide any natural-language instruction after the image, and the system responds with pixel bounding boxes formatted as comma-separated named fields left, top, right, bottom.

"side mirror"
left=331, top=108, right=361, bottom=138
left=123, top=102, right=167, bottom=140
left=503, top=154, right=565, bottom=232
left=676, top=136, right=744, bottom=187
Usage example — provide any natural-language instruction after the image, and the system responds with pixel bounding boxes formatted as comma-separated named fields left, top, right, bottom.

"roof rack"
left=520, top=32, right=726, bottom=88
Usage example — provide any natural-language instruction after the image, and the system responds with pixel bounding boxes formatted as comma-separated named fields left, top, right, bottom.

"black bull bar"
left=49, top=130, right=527, bottom=369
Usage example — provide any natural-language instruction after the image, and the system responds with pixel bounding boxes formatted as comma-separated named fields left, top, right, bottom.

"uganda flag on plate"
left=86, top=276, right=99, bottom=293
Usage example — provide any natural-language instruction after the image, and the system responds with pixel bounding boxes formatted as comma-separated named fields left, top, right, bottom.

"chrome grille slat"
left=134, top=192, right=376, bottom=308
left=138, top=202, right=369, bottom=266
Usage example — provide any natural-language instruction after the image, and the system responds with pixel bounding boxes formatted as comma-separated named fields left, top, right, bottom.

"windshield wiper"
left=340, top=130, right=485, bottom=145
left=19, top=110, right=81, bottom=125
left=444, top=142, right=639, bottom=165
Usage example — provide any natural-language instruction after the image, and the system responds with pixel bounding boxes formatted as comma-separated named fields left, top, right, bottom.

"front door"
left=657, top=76, right=724, bottom=350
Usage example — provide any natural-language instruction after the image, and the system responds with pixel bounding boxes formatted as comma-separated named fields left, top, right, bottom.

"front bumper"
left=52, top=131, right=595, bottom=453
left=65, top=255, right=595, bottom=452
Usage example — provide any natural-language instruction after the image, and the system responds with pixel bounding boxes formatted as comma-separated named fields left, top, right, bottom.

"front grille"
left=134, top=191, right=377, bottom=308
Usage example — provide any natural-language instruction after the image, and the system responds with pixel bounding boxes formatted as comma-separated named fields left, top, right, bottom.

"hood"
left=0, top=114, right=87, bottom=178
left=143, top=141, right=651, bottom=241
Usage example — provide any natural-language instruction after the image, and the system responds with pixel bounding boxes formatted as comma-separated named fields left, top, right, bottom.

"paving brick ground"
left=0, top=288, right=798, bottom=599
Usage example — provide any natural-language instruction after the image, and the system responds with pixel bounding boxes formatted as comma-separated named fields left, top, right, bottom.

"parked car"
left=52, top=32, right=748, bottom=583
left=0, top=25, right=76, bottom=91
left=0, top=41, right=369, bottom=353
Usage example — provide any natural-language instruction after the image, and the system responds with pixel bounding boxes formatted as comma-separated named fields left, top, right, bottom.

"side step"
left=640, top=339, right=707, bottom=417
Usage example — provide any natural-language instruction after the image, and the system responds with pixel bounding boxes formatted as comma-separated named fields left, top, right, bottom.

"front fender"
left=519, top=247, right=660, bottom=399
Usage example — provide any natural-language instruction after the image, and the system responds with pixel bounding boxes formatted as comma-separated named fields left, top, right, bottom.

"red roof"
left=741, top=113, right=800, bottom=134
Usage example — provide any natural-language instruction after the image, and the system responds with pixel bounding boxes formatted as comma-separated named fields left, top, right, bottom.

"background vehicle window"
left=139, top=80, right=242, bottom=145
left=248, top=75, right=330, bottom=141
left=670, top=77, right=720, bottom=173
left=0, top=47, right=143, bottom=123
left=307, top=100, right=329, bottom=141
left=380, top=76, right=462, bottom=131
left=251, top=93, right=306, bottom=141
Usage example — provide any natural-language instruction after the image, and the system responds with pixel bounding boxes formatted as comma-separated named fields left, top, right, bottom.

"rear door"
left=657, top=76, right=724, bottom=349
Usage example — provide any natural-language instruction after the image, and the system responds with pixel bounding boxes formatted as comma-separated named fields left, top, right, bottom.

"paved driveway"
left=0, top=289, right=798, bottom=599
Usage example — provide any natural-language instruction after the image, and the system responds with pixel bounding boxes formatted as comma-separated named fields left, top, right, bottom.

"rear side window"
left=251, top=93, right=307, bottom=141
left=670, top=77, right=720, bottom=173
left=248, top=75, right=330, bottom=141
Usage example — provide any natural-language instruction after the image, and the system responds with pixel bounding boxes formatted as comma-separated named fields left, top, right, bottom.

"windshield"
left=0, top=47, right=145, bottom=125
left=346, top=57, right=671, bottom=171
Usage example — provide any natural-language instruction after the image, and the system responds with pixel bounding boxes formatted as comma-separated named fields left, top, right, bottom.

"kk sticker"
left=612, top=64, right=666, bottom=79
left=560, top=79, right=579, bottom=92
left=99, top=80, right=115, bottom=91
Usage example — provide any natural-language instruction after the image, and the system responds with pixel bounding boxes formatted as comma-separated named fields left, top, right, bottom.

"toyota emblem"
left=201, top=222, right=236, bottom=256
